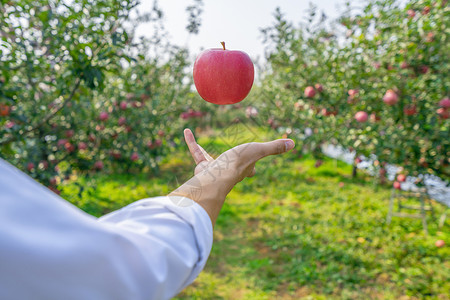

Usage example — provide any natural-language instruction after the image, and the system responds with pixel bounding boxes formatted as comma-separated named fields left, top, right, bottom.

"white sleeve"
left=0, top=158, right=213, bottom=300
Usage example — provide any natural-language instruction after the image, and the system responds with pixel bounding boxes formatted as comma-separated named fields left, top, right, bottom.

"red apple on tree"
left=404, top=105, right=417, bottom=116
left=435, top=240, right=445, bottom=248
left=314, top=84, right=323, bottom=93
left=27, top=162, right=35, bottom=172
left=93, top=161, right=104, bottom=170
left=193, top=42, right=254, bottom=105
left=131, top=152, right=139, bottom=161
left=99, top=112, right=109, bottom=121
left=120, top=101, right=128, bottom=110
left=383, top=89, right=399, bottom=105
left=304, top=86, right=316, bottom=98
left=354, top=111, right=368, bottom=122
left=437, top=108, right=450, bottom=119
left=78, top=142, right=87, bottom=150
left=393, top=181, right=401, bottom=190
left=439, top=97, right=450, bottom=108
left=0, top=104, right=10, bottom=116
left=397, top=174, right=406, bottom=182
left=407, top=9, right=416, bottom=18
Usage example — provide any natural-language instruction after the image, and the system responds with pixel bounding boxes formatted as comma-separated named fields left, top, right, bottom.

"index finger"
left=184, top=128, right=207, bottom=165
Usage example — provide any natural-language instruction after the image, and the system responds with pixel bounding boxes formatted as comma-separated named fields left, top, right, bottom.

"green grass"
left=61, top=131, right=450, bottom=300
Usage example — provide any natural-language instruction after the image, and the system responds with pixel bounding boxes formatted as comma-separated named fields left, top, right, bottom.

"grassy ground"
left=61, top=126, right=449, bottom=300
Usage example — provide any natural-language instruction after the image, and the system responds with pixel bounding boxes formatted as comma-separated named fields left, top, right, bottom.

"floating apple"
left=193, top=42, right=254, bottom=105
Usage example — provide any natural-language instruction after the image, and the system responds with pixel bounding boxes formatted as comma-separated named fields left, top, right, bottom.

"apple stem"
left=220, top=41, right=226, bottom=50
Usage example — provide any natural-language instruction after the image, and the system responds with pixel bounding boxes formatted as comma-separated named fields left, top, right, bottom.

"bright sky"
left=136, top=0, right=347, bottom=62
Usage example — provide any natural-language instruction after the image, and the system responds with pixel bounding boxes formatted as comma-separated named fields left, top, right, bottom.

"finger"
left=184, top=128, right=207, bottom=165
left=198, top=144, right=214, bottom=162
left=247, top=139, right=295, bottom=162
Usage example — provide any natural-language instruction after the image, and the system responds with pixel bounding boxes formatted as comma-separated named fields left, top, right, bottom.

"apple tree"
left=256, top=0, right=449, bottom=181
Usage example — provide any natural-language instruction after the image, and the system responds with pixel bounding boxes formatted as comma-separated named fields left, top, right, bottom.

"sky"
left=135, top=0, right=348, bottom=63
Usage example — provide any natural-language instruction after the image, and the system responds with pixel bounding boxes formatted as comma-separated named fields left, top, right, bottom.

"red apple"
left=400, top=61, right=409, bottom=69
left=78, top=142, right=87, bottom=150
left=439, top=97, right=450, bottom=108
left=131, top=152, right=139, bottom=161
left=93, top=161, right=104, bottom=170
left=435, top=240, right=445, bottom=248
left=393, top=181, right=401, bottom=190
left=348, top=89, right=358, bottom=98
left=57, top=139, right=68, bottom=147
left=397, top=174, right=406, bottom=182
left=118, top=116, right=126, bottom=126
left=49, top=177, right=57, bottom=186
left=407, top=9, right=416, bottom=18
left=99, top=112, right=109, bottom=121
left=5, top=121, right=15, bottom=129
left=64, top=142, right=75, bottom=153
left=404, top=105, right=417, bottom=116
left=314, top=84, right=323, bottom=93
left=0, top=104, right=10, bottom=116
left=383, top=89, right=399, bottom=105
left=65, top=129, right=74, bottom=138
left=419, top=65, right=429, bottom=74
left=422, top=6, right=430, bottom=15
left=355, top=111, right=368, bottom=122
left=304, top=86, right=316, bottom=98
left=120, top=101, right=128, bottom=110
left=27, top=162, right=35, bottom=172
left=437, top=108, right=449, bottom=119
left=370, top=113, right=381, bottom=122
left=355, top=157, right=362, bottom=164
left=158, top=130, right=165, bottom=137
left=193, top=42, right=254, bottom=105
left=110, top=150, right=121, bottom=159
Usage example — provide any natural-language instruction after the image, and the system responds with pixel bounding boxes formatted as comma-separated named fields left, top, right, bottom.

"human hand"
left=184, top=128, right=293, bottom=184
left=170, top=128, right=295, bottom=226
